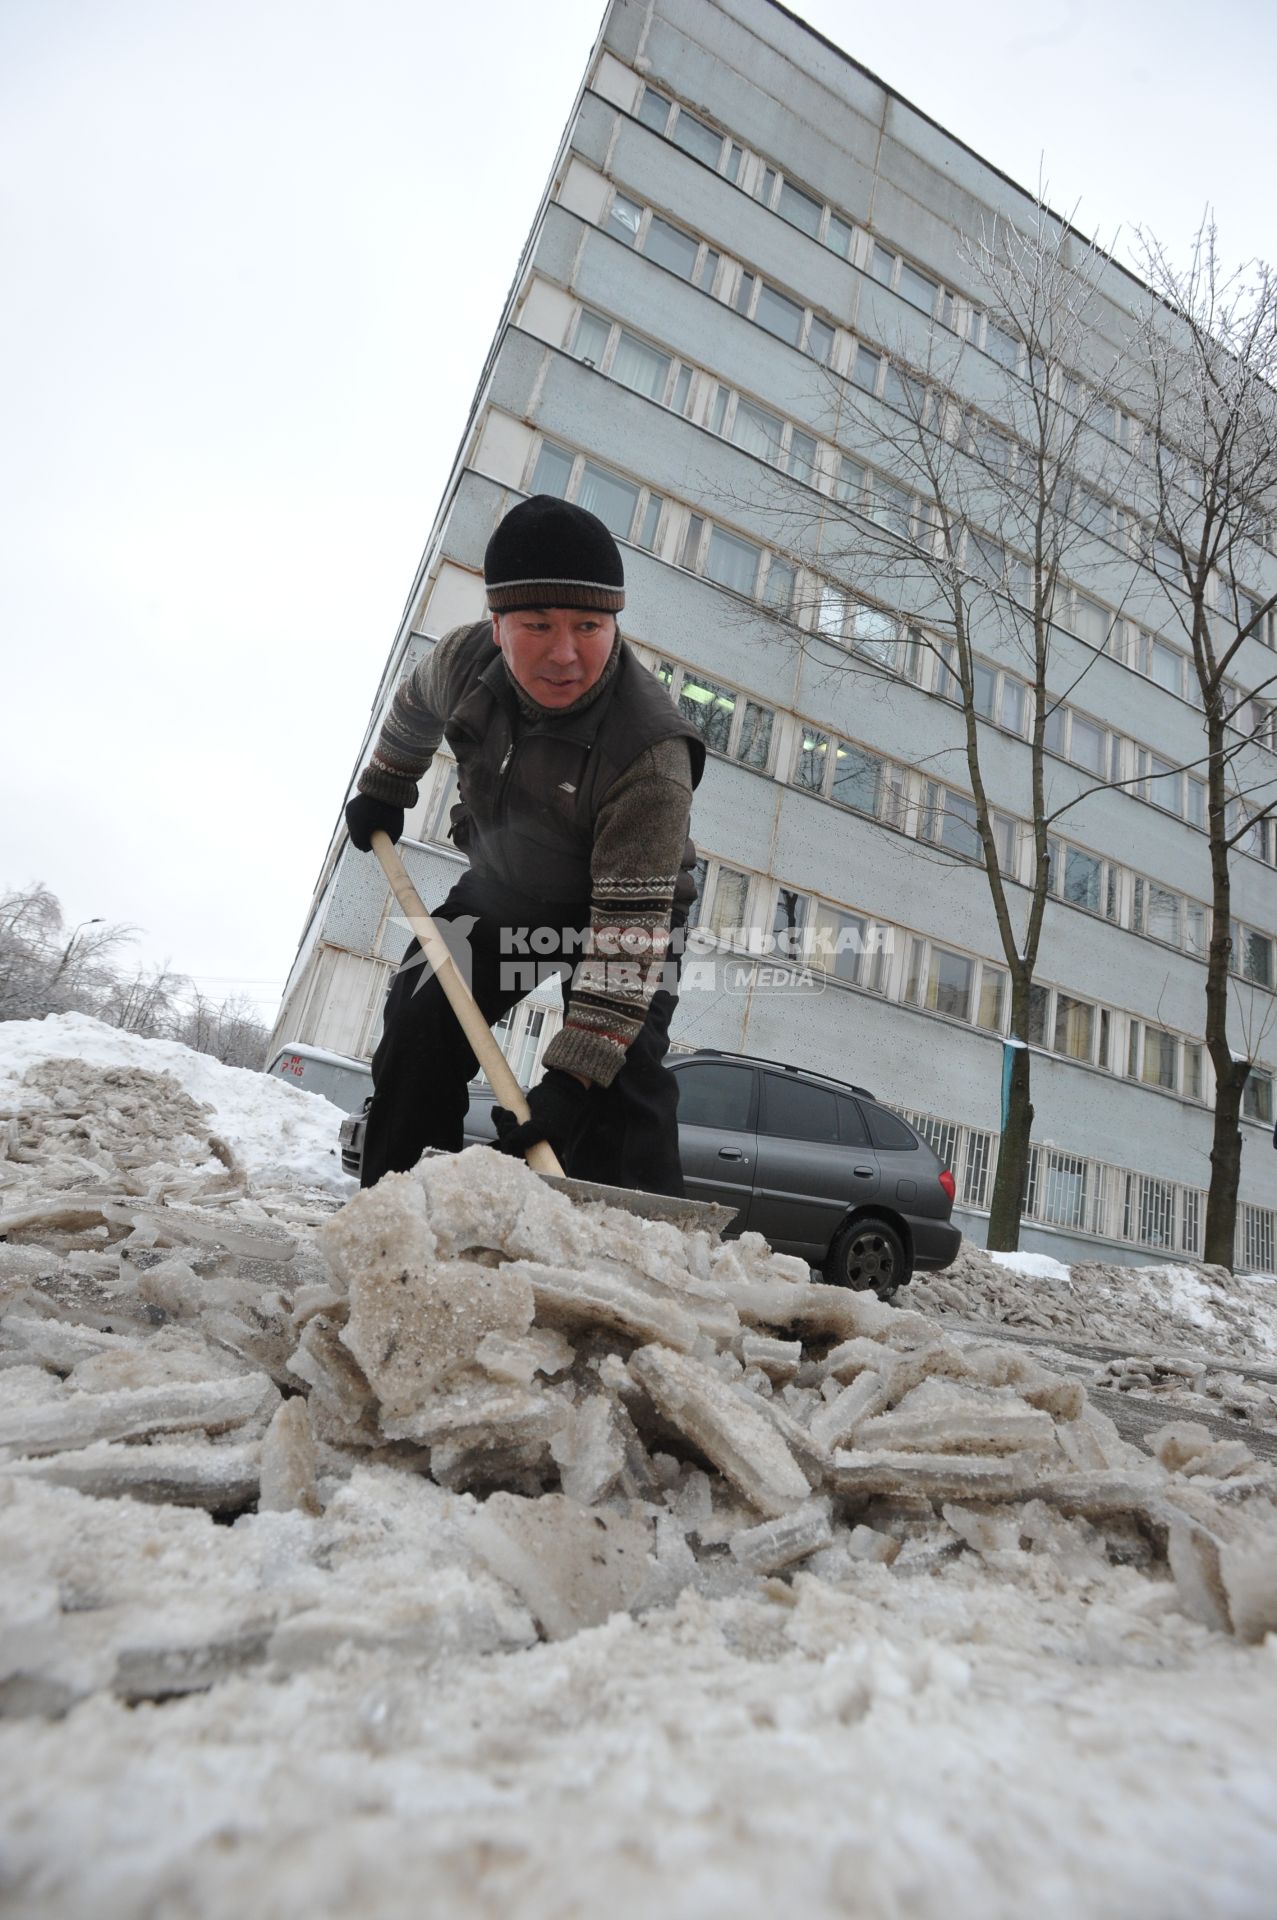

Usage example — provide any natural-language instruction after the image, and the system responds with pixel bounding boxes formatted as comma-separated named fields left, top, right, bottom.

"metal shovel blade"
left=413, top=1150, right=737, bottom=1239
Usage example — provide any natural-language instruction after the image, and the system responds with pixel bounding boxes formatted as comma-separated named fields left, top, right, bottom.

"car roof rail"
left=676, top=1047, right=877, bottom=1102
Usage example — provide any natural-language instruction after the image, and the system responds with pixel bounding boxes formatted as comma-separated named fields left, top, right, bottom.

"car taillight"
left=939, top=1168, right=956, bottom=1203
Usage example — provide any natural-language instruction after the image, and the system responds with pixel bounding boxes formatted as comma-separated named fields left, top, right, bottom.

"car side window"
left=836, top=1095, right=870, bottom=1145
left=862, top=1103, right=918, bottom=1150
left=675, top=1063, right=755, bottom=1130
left=761, top=1073, right=840, bottom=1143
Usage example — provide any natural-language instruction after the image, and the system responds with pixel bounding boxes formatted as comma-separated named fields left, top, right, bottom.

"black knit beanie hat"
left=484, top=495, right=625, bottom=614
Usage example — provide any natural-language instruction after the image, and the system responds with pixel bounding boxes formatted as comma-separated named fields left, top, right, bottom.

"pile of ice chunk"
left=3, top=1052, right=1277, bottom=1697
left=274, top=1146, right=1277, bottom=1643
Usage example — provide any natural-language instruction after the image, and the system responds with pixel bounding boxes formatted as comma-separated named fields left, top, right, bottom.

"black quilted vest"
left=442, top=622, right=706, bottom=909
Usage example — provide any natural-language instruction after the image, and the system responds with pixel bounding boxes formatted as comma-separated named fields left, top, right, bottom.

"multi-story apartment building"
left=270, top=0, right=1277, bottom=1268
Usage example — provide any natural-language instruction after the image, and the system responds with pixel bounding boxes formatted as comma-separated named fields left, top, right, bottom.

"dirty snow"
left=2, top=1023, right=1277, bottom=1920
left=0, top=1012, right=352, bottom=1194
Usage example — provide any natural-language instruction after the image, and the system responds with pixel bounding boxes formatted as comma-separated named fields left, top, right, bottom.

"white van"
left=264, top=1044, right=374, bottom=1115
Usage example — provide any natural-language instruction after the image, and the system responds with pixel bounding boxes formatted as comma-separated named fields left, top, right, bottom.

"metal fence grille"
left=961, top=1128, right=993, bottom=1209
left=1181, top=1189, right=1200, bottom=1258
left=1026, top=1147, right=1090, bottom=1231
left=1124, top=1172, right=1176, bottom=1250
left=1239, top=1203, right=1276, bottom=1274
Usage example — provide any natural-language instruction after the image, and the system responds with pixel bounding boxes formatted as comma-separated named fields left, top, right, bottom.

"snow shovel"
left=370, top=831, right=736, bottom=1236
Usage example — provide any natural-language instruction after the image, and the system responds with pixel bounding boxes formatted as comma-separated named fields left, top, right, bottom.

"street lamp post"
left=54, top=917, right=103, bottom=978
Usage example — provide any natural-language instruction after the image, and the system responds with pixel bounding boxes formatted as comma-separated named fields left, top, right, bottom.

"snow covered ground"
left=2, top=1015, right=1276, bottom=1920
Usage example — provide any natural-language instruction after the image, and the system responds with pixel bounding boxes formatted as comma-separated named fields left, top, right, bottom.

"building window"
left=530, top=440, right=575, bottom=497
left=671, top=107, right=723, bottom=168
left=851, top=345, right=881, bottom=393
left=731, top=398, right=785, bottom=463
left=807, top=315, right=836, bottom=365
left=778, top=178, right=822, bottom=237
left=1053, top=994, right=1095, bottom=1062
left=657, top=662, right=776, bottom=772
left=705, top=865, right=751, bottom=940
left=795, top=728, right=830, bottom=792
left=976, top=965, right=1007, bottom=1032
left=836, top=457, right=866, bottom=503
left=926, top=946, right=974, bottom=1021
left=762, top=556, right=796, bottom=613
left=578, top=461, right=640, bottom=539
left=606, top=193, right=643, bottom=246
left=529, top=440, right=662, bottom=552
left=638, top=87, right=671, bottom=133
left=644, top=215, right=700, bottom=280
left=572, top=308, right=612, bottom=366
left=925, top=786, right=981, bottom=862
left=831, top=742, right=880, bottom=815
left=611, top=329, right=672, bottom=400
left=899, top=262, right=938, bottom=314
left=1243, top=1068, right=1274, bottom=1124
left=754, top=283, right=804, bottom=348
left=1062, top=847, right=1103, bottom=913
left=704, top=525, right=762, bottom=596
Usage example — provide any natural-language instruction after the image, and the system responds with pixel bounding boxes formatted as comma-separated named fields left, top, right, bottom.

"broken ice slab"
left=5, top=1439, right=261, bottom=1513
left=549, top=1394, right=625, bottom=1506
left=816, top=1337, right=892, bottom=1385
left=319, top=1173, right=437, bottom=1289
left=736, top=1333, right=803, bottom=1382
left=258, top=1398, right=321, bottom=1516
left=855, top=1378, right=1056, bottom=1456
left=1218, top=1532, right=1277, bottom=1643
left=830, top=1448, right=1037, bottom=1502
left=379, top=1380, right=563, bottom=1453
left=845, top=1523, right=900, bottom=1565
left=628, top=1344, right=811, bottom=1516
left=506, top=1260, right=701, bottom=1354
left=0, top=1200, right=115, bottom=1242
left=340, top=1256, right=535, bottom=1418
left=808, top=1372, right=891, bottom=1452
left=729, top=1498, right=833, bottom=1574
left=287, top=1315, right=377, bottom=1430
left=0, top=1371, right=280, bottom=1456
left=0, top=1314, right=120, bottom=1372
left=475, top=1327, right=575, bottom=1387
left=1148, top=1421, right=1255, bottom=1480
left=1029, top=1470, right=1169, bottom=1522
left=468, top=1490, right=651, bottom=1640
left=104, top=1202, right=298, bottom=1263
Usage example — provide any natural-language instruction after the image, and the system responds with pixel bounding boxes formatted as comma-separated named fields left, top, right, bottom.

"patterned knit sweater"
left=358, top=625, right=695, bottom=1088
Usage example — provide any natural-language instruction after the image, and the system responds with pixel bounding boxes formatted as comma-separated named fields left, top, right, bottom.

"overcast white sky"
left=3, top=0, right=1275, bottom=1026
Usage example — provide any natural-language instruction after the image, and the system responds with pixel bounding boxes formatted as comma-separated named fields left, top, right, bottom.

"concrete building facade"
left=270, top=0, right=1277, bottom=1268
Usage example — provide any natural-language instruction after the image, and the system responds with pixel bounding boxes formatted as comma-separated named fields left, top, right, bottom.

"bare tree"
left=750, top=197, right=1155, bottom=1247
left=0, top=881, right=269, bottom=1074
left=1132, top=220, right=1277, bottom=1265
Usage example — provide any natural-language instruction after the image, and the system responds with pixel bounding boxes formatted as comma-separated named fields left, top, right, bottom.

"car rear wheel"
left=824, top=1214, right=908, bottom=1298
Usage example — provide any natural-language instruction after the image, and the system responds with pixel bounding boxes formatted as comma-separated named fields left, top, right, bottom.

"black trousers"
left=360, top=869, right=685, bottom=1197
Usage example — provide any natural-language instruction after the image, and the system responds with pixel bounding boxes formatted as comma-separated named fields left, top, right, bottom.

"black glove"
left=492, top=1068, right=591, bottom=1161
left=345, top=793, right=404, bottom=852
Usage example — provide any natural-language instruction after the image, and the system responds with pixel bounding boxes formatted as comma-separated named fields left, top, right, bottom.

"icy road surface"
left=1, top=1014, right=1275, bottom=1920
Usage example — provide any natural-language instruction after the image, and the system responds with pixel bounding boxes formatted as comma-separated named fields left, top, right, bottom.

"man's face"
left=492, top=608, right=616, bottom=710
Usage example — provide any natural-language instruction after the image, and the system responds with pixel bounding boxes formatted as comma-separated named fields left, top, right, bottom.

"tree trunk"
left=1203, top=1074, right=1245, bottom=1268
left=1202, top=698, right=1245, bottom=1272
left=987, top=1025, right=1034, bottom=1250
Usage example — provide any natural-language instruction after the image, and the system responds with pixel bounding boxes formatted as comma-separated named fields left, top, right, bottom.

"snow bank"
left=2, top=1033, right=1277, bottom=1918
left=0, top=1013, right=351, bottom=1194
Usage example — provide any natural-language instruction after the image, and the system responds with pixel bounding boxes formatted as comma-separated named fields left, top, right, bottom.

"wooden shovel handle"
left=369, top=831, right=564, bottom=1177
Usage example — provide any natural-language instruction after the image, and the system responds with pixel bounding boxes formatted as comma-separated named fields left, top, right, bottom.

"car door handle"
left=718, top=1148, right=747, bottom=1161
left=853, top=1166, right=874, bottom=1177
